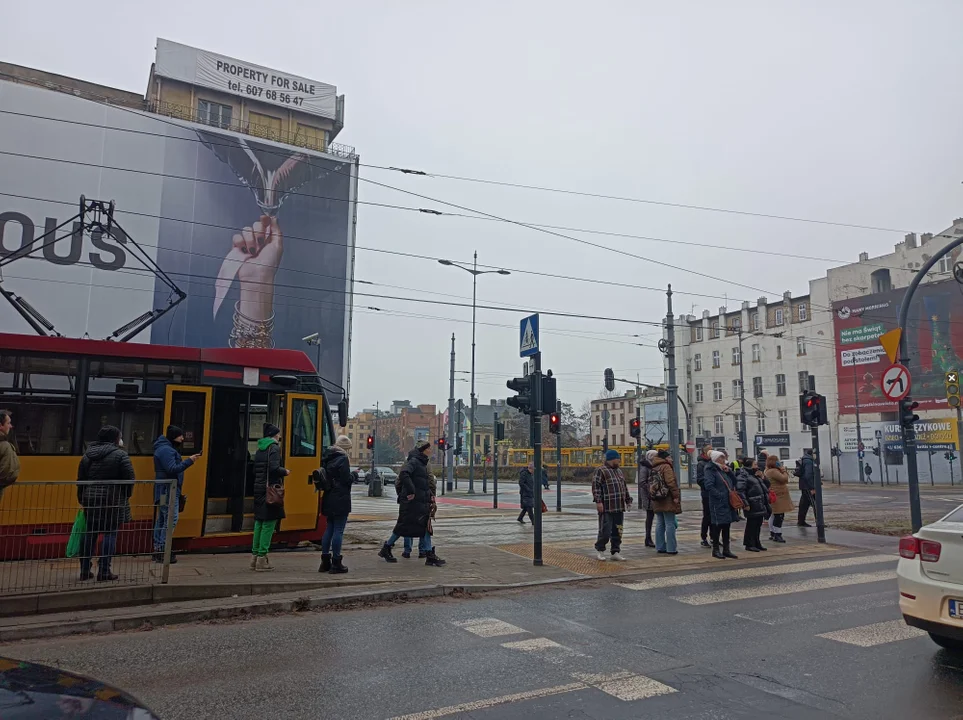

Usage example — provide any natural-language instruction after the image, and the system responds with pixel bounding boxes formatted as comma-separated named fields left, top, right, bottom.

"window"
left=712, top=351, right=721, bottom=368
left=779, top=447, right=791, bottom=460
left=295, top=122, right=327, bottom=152
left=776, top=374, right=786, bottom=396
left=710, top=321, right=720, bottom=339
left=797, top=303, right=808, bottom=322
left=750, top=312, right=759, bottom=331
left=774, top=308, right=784, bottom=326
left=756, top=413, right=766, bottom=432
left=695, top=326, right=704, bottom=341
left=248, top=110, right=282, bottom=141
left=751, top=344, right=761, bottom=362
left=168, top=390, right=207, bottom=454
left=694, top=354, right=702, bottom=371
left=0, top=355, right=78, bottom=455
left=732, top=379, right=742, bottom=399
left=752, top=377, right=763, bottom=398
left=732, top=347, right=741, bottom=365
left=734, top=415, right=743, bottom=434
left=696, top=417, right=706, bottom=436
left=290, top=398, right=318, bottom=456
left=730, top=317, right=742, bottom=335
left=595, top=415, right=600, bottom=426
left=776, top=345, right=782, bottom=360
left=712, top=382, right=723, bottom=401
left=619, top=413, right=624, bottom=425
left=938, top=256, right=953, bottom=273
left=197, top=99, right=232, bottom=129
left=798, top=371, right=810, bottom=393
left=797, top=337, right=807, bottom=356
left=714, top=415, right=724, bottom=435
left=695, top=384, right=704, bottom=403
left=871, top=268, right=892, bottom=294
left=778, top=410, right=789, bottom=432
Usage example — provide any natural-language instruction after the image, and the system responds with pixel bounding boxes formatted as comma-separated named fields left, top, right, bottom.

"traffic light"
left=437, top=437, right=447, bottom=452
left=507, top=375, right=533, bottom=414
left=830, top=446, right=840, bottom=458
left=540, top=373, right=557, bottom=415
left=799, top=391, right=828, bottom=427
left=494, top=421, right=505, bottom=441
left=629, top=417, right=641, bottom=439
left=872, top=446, right=880, bottom=456
left=454, top=436, right=462, bottom=456
left=946, top=371, right=960, bottom=408
left=549, top=412, right=561, bottom=434
left=604, top=368, right=615, bottom=392
left=946, top=452, right=957, bottom=462
left=899, top=396, right=920, bottom=428
left=484, top=437, right=491, bottom=454
left=366, top=435, right=374, bottom=450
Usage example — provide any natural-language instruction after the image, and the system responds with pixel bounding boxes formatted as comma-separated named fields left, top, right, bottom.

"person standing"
left=152, top=426, right=200, bottom=563
left=703, top=450, right=739, bottom=559
left=765, top=455, right=793, bottom=543
left=379, top=441, right=445, bottom=566
left=77, top=426, right=134, bottom=581
left=650, top=449, right=681, bottom=555
left=637, top=450, right=656, bottom=548
left=736, top=458, right=770, bottom=552
left=696, top=444, right=712, bottom=548
left=592, top=449, right=633, bottom=561
left=517, top=463, right=536, bottom=524
left=0, top=410, right=20, bottom=504
left=797, top=449, right=816, bottom=527
left=251, top=423, right=289, bottom=571
left=319, top=435, right=354, bottom=574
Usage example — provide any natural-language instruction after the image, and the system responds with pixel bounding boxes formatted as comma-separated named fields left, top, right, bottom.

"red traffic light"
left=366, top=435, right=374, bottom=450
left=548, top=413, right=561, bottom=434
left=629, top=417, right=641, bottom=438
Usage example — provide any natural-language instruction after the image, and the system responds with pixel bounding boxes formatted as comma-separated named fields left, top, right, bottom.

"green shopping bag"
left=66, top=509, right=85, bottom=558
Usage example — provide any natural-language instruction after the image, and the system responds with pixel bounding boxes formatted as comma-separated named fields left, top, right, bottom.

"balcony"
left=147, top=101, right=356, bottom=159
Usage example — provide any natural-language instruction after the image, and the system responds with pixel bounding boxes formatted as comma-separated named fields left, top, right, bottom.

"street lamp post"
left=438, top=251, right=510, bottom=494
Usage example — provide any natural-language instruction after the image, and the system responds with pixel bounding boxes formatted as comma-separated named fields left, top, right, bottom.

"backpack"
left=649, top=465, right=671, bottom=501
left=310, top=466, right=332, bottom=493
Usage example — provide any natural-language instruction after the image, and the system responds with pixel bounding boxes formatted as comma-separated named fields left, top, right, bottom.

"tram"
left=496, top=444, right=685, bottom=470
left=0, top=333, right=339, bottom=558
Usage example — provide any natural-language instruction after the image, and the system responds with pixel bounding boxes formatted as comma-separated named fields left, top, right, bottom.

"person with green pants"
left=251, top=423, right=289, bottom=570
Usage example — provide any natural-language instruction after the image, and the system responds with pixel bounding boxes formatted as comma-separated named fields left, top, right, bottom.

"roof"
left=0, top=333, right=317, bottom=374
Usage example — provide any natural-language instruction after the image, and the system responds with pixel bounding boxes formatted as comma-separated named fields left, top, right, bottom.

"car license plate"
left=950, top=599, right=963, bottom=619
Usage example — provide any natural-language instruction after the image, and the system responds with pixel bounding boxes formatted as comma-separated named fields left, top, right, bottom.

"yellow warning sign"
left=879, top=328, right=902, bottom=365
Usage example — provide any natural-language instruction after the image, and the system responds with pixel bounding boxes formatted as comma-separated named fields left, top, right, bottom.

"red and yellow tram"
left=0, top=333, right=337, bottom=558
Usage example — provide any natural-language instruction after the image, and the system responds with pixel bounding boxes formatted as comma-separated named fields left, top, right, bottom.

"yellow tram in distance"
left=496, top=444, right=681, bottom=470
left=0, top=333, right=338, bottom=559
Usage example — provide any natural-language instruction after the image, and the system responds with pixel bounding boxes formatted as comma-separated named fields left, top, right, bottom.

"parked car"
left=0, top=655, right=160, bottom=718
left=351, top=467, right=367, bottom=484
left=374, top=466, right=399, bottom=487
left=898, top=503, right=963, bottom=652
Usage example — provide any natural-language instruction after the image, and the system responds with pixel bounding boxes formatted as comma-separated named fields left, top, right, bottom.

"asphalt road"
left=4, top=551, right=962, bottom=719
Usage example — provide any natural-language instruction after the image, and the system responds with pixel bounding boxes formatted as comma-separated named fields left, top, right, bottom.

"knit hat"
left=657, top=449, right=671, bottom=459
left=417, top=440, right=432, bottom=452
left=166, top=425, right=184, bottom=442
left=710, top=450, right=726, bottom=462
left=645, top=450, right=658, bottom=461
left=263, top=423, right=281, bottom=438
left=98, top=425, right=121, bottom=444
left=335, top=435, right=352, bottom=450
left=604, top=449, right=620, bottom=461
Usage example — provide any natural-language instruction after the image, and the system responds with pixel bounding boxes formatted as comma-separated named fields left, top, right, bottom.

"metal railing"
left=0, top=479, right=175, bottom=597
left=147, top=101, right=357, bottom=159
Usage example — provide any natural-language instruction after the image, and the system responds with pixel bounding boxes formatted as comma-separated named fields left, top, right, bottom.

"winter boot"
left=378, top=542, right=398, bottom=563
left=425, top=550, right=446, bottom=567
left=79, top=558, right=94, bottom=581
left=773, top=533, right=786, bottom=543
left=329, top=555, right=349, bottom=574
left=401, top=550, right=411, bottom=559
left=722, top=545, right=739, bottom=559
left=319, top=554, right=331, bottom=572
left=250, top=554, right=258, bottom=570
left=418, top=551, right=427, bottom=559
left=255, top=556, right=274, bottom=571
left=712, top=544, right=725, bottom=560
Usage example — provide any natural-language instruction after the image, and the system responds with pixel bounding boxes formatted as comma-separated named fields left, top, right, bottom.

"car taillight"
left=899, top=536, right=919, bottom=559
left=899, top=535, right=942, bottom=562
left=920, top=539, right=942, bottom=563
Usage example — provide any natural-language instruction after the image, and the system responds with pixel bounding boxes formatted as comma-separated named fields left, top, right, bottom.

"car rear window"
left=943, top=506, right=963, bottom=523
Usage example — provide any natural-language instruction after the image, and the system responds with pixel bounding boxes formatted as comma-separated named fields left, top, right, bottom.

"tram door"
left=164, top=386, right=212, bottom=539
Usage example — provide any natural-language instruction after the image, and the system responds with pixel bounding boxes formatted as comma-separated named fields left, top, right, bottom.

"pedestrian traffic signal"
left=946, top=371, right=960, bottom=408
left=604, top=368, right=615, bottom=392
left=629, top=417, right=641, bottom=439
left=540, top=372, right=557, bottom=415
left=454, top=436, right=462, bottom=456
left=484, top=437, right=491, bottom=454
left=900, top=396, right=920, bottom=428
left=945, top=452, right=957, bottom=462
left=494, top=421, right=505, bottom=441
left=366, top=435, right=374, bottom=450
left=549, top=412, right=560, bottom=434
left=507, top=375, right=533, bottom=414
left=872, top=446, right=880, bottom=456
left=799, top=391, right=828, bottom=427
left=830, top=446, right=841, bottom=458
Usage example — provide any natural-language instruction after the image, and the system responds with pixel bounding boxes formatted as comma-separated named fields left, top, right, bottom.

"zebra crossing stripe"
left=453, top=618, right=528, bottom=638
left=817, top=619, right=927, bottom=647
left=672, top=569, right=895, bottom=605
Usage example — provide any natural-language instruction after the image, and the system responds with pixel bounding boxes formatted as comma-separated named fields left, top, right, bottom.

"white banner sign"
left=839, top=422, right=882, bottom=452
left=155, top=39, right=338, bottom=121
left=840, top=345, right=886, bottom=367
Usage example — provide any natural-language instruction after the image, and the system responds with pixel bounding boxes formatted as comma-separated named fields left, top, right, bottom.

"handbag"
left=266, top=483, right=285, bottom=506
left=540, top=499, right=548, bottom=514
left=768, top=489, right=777, bottom=505
left=66, top=509, right=85, bottom=558
left=720, top=473, right=745, bottom=510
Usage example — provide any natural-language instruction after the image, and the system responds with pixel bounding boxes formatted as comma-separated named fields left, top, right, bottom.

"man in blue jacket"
left=152, top=425, right=200, bottom=563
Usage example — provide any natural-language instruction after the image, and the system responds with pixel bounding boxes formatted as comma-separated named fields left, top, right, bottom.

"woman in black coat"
left=251, top=423, right=289, bottom=571
left=702, top=451, right=740, bottom=560
left=736, top=459, right=771, bottom=553
left=517, top=463, right=536, bottom=524
left=379, top=442, right=446, bottom=566
left=319, top=435, right=354, bottom=574
left=695, top=444, right=713, bottom=548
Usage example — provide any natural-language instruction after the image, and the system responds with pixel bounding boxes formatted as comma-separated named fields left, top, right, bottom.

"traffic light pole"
left=532, top=352, right=544, bottom=567
left=665, top=286, right=682, bottom=482
left=446, top=334, right=456, bottom=494
left=807, top=376, right=827, bottom=544
left=493, top=411, right=499, bottom=509
left=556, top=399, right=562, bottom=513
left=853, top=366, right=866, bottom=484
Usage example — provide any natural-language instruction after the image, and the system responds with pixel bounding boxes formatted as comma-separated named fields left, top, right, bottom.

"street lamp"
left=438, top=251, right=510, bottom=493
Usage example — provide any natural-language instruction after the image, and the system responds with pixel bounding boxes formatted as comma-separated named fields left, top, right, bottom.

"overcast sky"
left=7, top=1, right=963, bottom=414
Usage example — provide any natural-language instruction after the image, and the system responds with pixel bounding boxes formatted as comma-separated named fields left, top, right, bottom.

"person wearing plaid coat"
left=592, top=449, right=633, bottom=561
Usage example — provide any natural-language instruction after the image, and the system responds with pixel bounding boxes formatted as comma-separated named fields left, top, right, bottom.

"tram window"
left=83, top=397, right=163, bottom=456
left=320, top=400, right=336, bottom=449
left=169, top=391, right=206, bottom=454
left=290, top=398, right=318, bottom=457
left=0, top=398, right=74, bottom=455
left=18, top=356, right=77, bottom=391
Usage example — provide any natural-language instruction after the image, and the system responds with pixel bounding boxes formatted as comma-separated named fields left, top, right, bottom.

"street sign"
left=519, top=313, right=539, bottom=357
left=875, top=429, right=883, bottom=440
left=880, top=363, right=911, bottom=402
left=879, top=328, right=903, bottom=365
left=685, top=440, right=695, bottom=453
left=858, top=450, right=865, bottom=460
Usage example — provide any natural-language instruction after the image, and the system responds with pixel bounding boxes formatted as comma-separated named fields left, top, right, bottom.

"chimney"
left=921, top=233, right=933, bottom=245
left=904, top=233, right=917, bottom=249
left=858, top=251, right=869, bottom=262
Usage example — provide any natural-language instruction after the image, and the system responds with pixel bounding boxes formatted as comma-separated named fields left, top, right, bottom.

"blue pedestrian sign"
left=520, top=313, right=539, bottom=357
left=858, top=450, right=865, bottom=460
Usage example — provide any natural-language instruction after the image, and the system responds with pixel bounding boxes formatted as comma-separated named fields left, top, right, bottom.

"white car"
left=897, top=503, right=963, bottom=652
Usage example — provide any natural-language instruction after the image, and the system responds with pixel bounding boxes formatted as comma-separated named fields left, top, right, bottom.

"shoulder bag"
left=720, top=472, right=745, bottom=510
left=266, top=482, right=285, bottom=506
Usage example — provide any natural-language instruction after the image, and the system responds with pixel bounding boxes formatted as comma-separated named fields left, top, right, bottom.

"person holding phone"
left=152, top=425, right=200, bottom=563
left=252, top=423, right=289, bottom=571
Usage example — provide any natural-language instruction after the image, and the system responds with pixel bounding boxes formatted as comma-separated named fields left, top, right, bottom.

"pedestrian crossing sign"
left=520, top=313, right=539, bottom=357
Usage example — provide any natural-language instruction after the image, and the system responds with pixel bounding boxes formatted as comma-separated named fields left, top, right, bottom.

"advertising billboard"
left=0, top=80, right=356, bottom=390
left=833, top=278, right=963, bottom=413
left=642, top=402, right=668, bottom=446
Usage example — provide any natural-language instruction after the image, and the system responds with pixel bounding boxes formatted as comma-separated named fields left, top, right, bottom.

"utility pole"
left=556, top=398, right=562, bottom=513
left=446, top=334, right=456, bottom=493
left=493, top=411, right=499, bottom=508
left=665, top=285, right=682, bottom=480
left=807, top=376, right=827, bottom=544
left=532, top=352, right=544, bottom=567
left=854, top=366, right=866, bottom=484
left=737, top=329, right=748, bottom=458
left=372, top=401, right=379, bottom=476
left=602, top=410, right=609, bottom=452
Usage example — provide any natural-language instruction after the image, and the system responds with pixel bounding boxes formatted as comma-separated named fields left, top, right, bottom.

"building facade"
left=589, top=387, right=666, bottom=448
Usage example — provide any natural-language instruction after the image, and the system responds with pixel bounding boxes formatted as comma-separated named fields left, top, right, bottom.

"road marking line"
left=618, top=554, right=894, bottom=591
left=735, top=590, right=895, bottom=625
left=597, top=675, right=678, bottom=701
left=501, top=637, right=586, bottom=663
left=672, top=570, right=895, bottom=605
left=571, top=671, right=635, bottom=683
left=452, top=618, right=528, bottom=638
left=817, top=619, right=927, bottom=647
left=387, top=682, right=587, bottom=720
